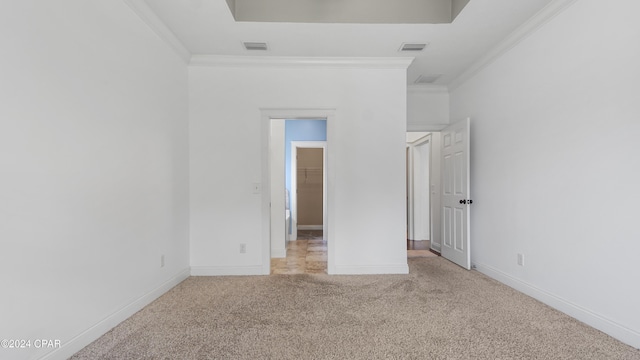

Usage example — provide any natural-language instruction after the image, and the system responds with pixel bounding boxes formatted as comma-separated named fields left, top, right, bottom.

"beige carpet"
left=72, top=257, right=640, bottom=359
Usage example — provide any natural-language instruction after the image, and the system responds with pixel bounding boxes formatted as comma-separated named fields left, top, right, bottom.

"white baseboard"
left=331, top=263, right=409, bottom=275
left=298, top=225, right=323, bottom=230
left=474, top=262, right=640, bottom=350
left=271, top=248, right=286, bottom=259
left=190, top=265, right=265, bottom=276
left=41, top=267, right=190, bottom=360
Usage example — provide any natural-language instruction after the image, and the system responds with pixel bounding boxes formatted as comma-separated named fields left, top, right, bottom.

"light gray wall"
left=0, top=2, right=190, bottom=359
left=450, top=0, right=640, bottom=348
left=407, top=86, right=450, bottom=131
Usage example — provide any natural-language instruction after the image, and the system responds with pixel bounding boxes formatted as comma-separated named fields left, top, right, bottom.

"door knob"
left=459, top=199, right=467, bottom=204
left=468, top=200, right=473, bottom=204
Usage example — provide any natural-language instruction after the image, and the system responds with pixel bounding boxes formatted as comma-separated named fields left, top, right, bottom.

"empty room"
left=1, top=0, right=639, bottom=359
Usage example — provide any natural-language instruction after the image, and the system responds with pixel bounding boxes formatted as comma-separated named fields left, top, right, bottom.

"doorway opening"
left=262, top=111, right=331, bottom=275
left=291, top=142, right=326, bottom=242
left=406, top=131, right=441, bottom=258
left=274, top=125, right=327, bottom=274
left=406, top=118, right=472, bottom=269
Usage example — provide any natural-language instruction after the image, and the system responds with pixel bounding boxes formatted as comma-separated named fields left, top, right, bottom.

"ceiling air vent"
left=415, top=74, right=443, bottom=84
left=243, top=42, right=268, bottom=51
left=399, top=43, right=428, bottom=52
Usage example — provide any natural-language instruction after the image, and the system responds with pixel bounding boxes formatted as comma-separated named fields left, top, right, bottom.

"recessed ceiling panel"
left=452, top=0, right=471, bottom=20
left=140, top=0, right=557, bottom=85
left=228, top=0, right=464, bottom=24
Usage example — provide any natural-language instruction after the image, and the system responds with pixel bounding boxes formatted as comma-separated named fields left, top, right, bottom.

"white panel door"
left=441, top=118, right=471, bottom=269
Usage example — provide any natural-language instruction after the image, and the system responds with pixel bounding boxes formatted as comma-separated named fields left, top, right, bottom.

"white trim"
left=448, top=0, right=579, bottom=91
left=123, top=0, right=192, bottom=63
left=271, top=248, right=286, bottom=259
left=270, top=119, right=287, bottom=258
left=406, top=145, right=413, bottom=241
left=407, top=134, right=432, bottom=241
left=261, top=108, right=336, bottom=119
left=291, top=141, right=327, bottom=242
left=41, top=268, right=190, bottom=360
left=298, top=225, right=323, bottom=230
left=332, top=264, right=409, bottom=275
left=190, top=55, right=414, bottom=69
left=191, top=265, right=265, bottom=276
left=408, top=85, right=449, bottom=94
left=474, top=263, right=640, bottom=349
left=407, top=123, right=448, bottom=132
left=409, top=133, right=431, bottom=147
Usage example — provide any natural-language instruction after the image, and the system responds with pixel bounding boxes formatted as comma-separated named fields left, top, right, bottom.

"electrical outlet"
left=240, top=244, right=247, bottom=254
left=161, top=255, right=165, bottom=268
left=517, top=253, right=524, bottom=266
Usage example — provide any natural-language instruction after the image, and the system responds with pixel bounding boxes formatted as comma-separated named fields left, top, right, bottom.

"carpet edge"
left=475, top=262, right=640, bottom=350
left=40, top=267, right=191, bottom=360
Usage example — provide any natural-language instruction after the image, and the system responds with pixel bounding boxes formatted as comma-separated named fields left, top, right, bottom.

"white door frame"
left=407, top=134, right=431, bottom=241
left=406, top=131, right=443, bottom=253
left=260, top=109, right=335, bottom=275
left=291, top=141, right=327, bottom=241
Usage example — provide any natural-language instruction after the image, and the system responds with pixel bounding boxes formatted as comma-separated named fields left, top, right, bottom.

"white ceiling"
left=140, top=0, right=555, bottom=86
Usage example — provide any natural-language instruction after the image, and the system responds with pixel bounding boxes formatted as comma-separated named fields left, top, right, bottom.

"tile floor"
left=271, top=232, right=439, bottom=274
left=407, top=239, right=438, bottom=258
left=407, top=239, right=431, bottom=250
left=271, top=230, right=327, bottom=274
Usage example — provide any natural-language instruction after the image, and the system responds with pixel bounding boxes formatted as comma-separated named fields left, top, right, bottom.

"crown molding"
left=124, top=0, right=191, bottom=63
left=190, top=55, right=415, bottom=69
left=448, top=0, right=579, bottom=91
left=408, top=85, right=449, bottom=94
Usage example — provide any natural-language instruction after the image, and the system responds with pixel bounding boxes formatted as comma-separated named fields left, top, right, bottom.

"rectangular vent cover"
left=400, top=43, right=428, bottom=52
left=244, top=42, right=268, bottom=51
left=415, top=74, right=443, bottom=84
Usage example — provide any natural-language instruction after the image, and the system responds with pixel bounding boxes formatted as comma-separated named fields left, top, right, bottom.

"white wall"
left=0, top=2, right=190, bottom=359
left=450, top=0, right=640, bottom=348
left=189, top=60, right=409, bottom=275
left=407, top=86, right=450, bottom=130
